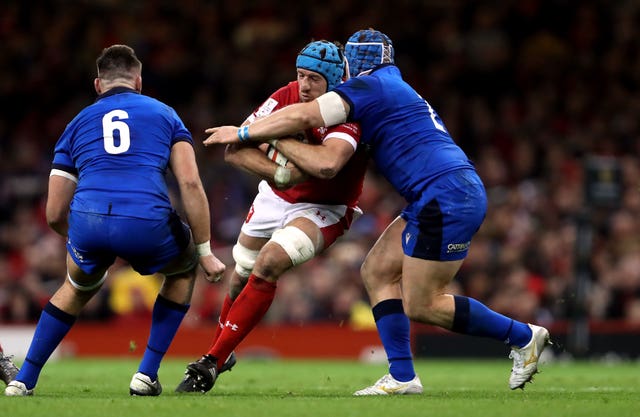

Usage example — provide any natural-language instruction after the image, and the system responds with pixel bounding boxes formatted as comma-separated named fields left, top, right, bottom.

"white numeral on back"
left=425, top=101, right=446, bottom=132
left=417, top=92, right=446, bottom=133
left=102, top=110, right=130, bottom=154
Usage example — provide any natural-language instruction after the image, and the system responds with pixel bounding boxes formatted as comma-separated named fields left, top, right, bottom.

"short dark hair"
left=96, top=44, right=142, bottom=81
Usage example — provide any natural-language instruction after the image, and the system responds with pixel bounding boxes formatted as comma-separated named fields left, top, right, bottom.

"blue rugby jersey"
left=334, top=65, right=475, bottom=203
left=52, top=87, right=192, bottom=219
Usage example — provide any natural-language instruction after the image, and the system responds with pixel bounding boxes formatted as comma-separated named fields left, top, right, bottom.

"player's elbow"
left=313, top=151, right=348, bottom=179
left=46, top=216, right=65, bottom=231
left=297, top=112, right=320, bottom=129
left=178, top=178, right=204, bottom=196
left=315, top=161, right=341, bottom=179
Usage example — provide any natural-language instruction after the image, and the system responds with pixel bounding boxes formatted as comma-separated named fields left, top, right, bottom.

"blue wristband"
left=237, top=126, right=250, bottom=141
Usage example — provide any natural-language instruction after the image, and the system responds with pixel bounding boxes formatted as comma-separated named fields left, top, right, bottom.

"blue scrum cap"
left=345, top=29, right=394, bottom=78
left=296, top=40, right=345, bottom=91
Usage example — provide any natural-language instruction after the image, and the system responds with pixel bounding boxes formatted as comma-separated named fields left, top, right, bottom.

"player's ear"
left=94, top=78, right=102, bottom=94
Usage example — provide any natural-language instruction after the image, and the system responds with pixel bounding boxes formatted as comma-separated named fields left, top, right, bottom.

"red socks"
left=207, top=275, right=276, bottom=368
left=212, top=294, right=234, bottom=343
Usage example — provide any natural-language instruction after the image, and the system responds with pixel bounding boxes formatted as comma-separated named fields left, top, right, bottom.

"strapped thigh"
left=68, top=271, right=108, bottom=292
left=269, top=226, right=316, bottom=266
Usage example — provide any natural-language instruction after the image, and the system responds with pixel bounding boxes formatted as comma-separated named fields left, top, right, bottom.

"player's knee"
left=360, top=258, right=373, bottom=281
left=403, top=293, right=439, bottom=323
left=403, top=301, right=421, bottom=321
left=269, top=226, right=316, bottom=267
left=232, top=243, right=260, bottom=278
left=360, top=256, right=383, bottom=286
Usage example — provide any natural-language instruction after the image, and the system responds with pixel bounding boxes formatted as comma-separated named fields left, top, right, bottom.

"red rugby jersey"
left=247, top=81, right=367, bottom=207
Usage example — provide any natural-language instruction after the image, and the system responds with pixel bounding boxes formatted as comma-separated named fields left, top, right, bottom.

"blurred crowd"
left=2, top=0, right=640, bottom=329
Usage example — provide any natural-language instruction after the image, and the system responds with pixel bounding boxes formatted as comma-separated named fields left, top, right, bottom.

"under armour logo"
left=225, top=320, right=239, bottom=331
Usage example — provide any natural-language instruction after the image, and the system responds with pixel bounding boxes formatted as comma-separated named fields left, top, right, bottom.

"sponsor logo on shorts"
left=447, top=241, right=470, bottom=253
left=69, top=240, right=85, bottom=261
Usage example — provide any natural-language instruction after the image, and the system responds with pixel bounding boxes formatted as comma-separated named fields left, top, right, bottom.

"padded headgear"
left=296, top=40, right=345, bottom=91
left=345, top=29, right=394, bottom=78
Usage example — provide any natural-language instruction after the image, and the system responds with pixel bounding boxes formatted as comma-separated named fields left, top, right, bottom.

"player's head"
left=345, top=28, right=394, bottom=78
left=296, top=40, right=345, bottom=92
left=96, top=44, right=142, bottom=85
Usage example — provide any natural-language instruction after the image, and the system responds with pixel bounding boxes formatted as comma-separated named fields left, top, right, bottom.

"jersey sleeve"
left=334, top=77, right=376, bottom=123
left=322, top=122, right=361, bottom=151
left=51, top=121, right=78, bottom=176
left=169, top=106, right=193, bottom=145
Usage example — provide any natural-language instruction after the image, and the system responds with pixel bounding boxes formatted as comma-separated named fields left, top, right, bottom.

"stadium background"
left=1, top=0, right=639, bottom=359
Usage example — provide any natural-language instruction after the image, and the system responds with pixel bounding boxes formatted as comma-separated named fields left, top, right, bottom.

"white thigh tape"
left=270, top=226, right=315, bottom=266
left=68, top=271, right=108, bottom=292
left=232, top=243, right=260, bottom=278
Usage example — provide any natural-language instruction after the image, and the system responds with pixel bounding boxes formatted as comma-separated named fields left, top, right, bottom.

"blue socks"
left=365, top=295, right=533, bottom=386
left=137, top=295, right=189, bottom=380
left=18, top=302, right=76, bottom=389
left=16, top=295, right=189, bottom=389
left=451, top=295, right=532, bottom=347
left=372, top=299, right=415, bottom=382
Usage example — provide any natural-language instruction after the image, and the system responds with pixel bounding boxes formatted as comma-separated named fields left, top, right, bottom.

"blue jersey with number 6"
left=334, top=65, right=474, bottom=203
left=52, top=87, right=192, bottom=220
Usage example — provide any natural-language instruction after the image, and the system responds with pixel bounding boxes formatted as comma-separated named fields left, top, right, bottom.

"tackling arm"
left=224, top=143, right=306, bottom=187
left=203, top=92, right=350, bottom=146
left=170, top=141, right=212, bottom=246
left=170, top=141, right=225, bottom=280
left=224, top=143, right=275, bottom=179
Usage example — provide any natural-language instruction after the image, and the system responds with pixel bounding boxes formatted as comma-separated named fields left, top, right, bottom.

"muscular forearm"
left=247, top=101, right=324, bottom=141
left=275, top=139, right=348, bottom=179
left=180, top=183, right=211, bottom=245
left=203, top=96, right=346, bottom=147
left=224, top=144, right=281, bottom=182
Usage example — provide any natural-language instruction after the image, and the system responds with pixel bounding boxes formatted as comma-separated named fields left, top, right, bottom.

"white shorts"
left=241, top=181, right=362, bottom=249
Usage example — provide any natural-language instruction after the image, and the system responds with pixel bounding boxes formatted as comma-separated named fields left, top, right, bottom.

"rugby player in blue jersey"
left=5, top=45, right=225, bottom=397
left=203, top=29, right=551, bottom=395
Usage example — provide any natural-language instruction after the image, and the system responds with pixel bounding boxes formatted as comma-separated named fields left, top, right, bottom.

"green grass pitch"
left=2, top=358, right=638, bottom=417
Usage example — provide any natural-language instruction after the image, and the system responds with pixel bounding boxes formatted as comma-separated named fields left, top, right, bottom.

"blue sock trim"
left=43, top=302, right=76, bottom=325
left=502, top=320, right=514, bottom=342
left=156, top=294, right=190, bottom=313
left=451, top=295, right=470, bottom=333
left=24, top=357, right=46, bottom=369
left=145, top=345, right=165, bottom=355
left=372, top=299, right=404, bottom=321
left=451, top=296, right=528, bottom=344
